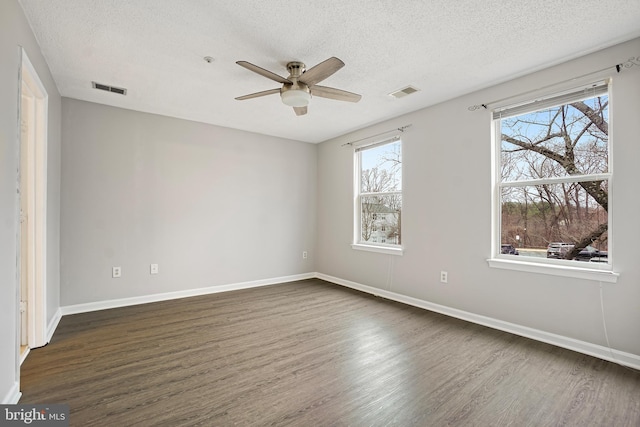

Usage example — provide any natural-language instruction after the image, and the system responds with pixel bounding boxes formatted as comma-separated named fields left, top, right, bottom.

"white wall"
left=317, top=38, right=640, bottom=358
left=61, top=99, right=316, bottom=306
left=0, top=0, right=61, bottom=404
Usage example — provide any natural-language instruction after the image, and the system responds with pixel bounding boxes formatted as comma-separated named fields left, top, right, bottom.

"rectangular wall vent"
left=92, top=81, right=127, bottom=95
left=389, top=85, right=420, bottom=99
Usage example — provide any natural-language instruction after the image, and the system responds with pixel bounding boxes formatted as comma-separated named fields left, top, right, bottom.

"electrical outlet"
left=440, top=271, right=448, bottom=283
left=112, top=266, right=122, bottom=278
left=150, top=263, right=159, bottom=274
left=302, top=251, right=308, bottom=259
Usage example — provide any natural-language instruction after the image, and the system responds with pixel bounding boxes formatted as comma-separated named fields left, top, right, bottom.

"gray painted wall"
left=317, top=38, right=640, bottom=357
left=61, top=99, right=317, bottom=306
left=1, top=0, right=61, bottom=403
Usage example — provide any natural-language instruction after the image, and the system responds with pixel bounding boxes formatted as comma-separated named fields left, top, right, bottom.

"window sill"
left=487, top=258, right=619, bottom=283
left=352, top=244, right=404, bottom=256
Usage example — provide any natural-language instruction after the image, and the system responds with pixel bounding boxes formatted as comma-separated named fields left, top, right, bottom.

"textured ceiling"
left=18, top=0, right=640, bottom=143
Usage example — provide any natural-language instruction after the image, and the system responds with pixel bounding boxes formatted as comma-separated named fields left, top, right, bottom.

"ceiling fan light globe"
left=281, top=89, right=311, bottom=107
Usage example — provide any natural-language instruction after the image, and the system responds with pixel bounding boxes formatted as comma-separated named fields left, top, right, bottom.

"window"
left=494, top=82, right=610, bottom=267
left=354, top=138, right=402, bottom=253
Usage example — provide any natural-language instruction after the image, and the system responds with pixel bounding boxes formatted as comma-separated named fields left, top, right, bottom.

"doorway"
left=18, top=48, right=48, bottom=364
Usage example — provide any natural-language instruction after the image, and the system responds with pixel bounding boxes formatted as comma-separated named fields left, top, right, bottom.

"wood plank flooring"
left=20, top=279, right=640, bottom=426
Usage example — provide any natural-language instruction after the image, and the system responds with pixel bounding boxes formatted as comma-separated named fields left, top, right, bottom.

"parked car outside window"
left=574, top=245, right=608, bottom=261
left=546, top=242, right=574, bottom=258
left=546, top=242, right=607, bottom=261
left=501, top=244, right=519, bottom=255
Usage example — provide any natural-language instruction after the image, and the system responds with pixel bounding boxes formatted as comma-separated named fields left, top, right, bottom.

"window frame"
left=352, top=137, right=404, bottom=256
left=488, top=81, right=618, bottom=282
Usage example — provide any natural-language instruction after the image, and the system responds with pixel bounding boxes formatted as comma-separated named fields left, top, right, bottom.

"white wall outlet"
left=150, top=263, right=159, bottom=274
left=112, top=266, right=122, bottom=278
left=440, top=271, right=448, bottom=283
left=302, top=251, right=308, bottom=259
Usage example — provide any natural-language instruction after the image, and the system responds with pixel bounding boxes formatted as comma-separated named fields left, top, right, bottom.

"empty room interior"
left=2, top=0, right=640, bottom=425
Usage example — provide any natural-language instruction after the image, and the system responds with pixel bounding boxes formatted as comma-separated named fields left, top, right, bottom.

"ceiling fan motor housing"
left=286, top=62, right=306, bottom=78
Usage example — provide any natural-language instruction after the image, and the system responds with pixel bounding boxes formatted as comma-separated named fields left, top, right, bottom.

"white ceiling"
left=19, top=0, right=640, bottom=143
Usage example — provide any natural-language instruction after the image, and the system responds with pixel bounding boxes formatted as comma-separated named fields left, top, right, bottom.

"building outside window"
left=354, top=138, right=402, bottom=250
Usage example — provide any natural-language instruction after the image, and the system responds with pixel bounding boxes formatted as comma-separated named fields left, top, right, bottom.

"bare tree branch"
left=502, top=134, right=565, bottom=164
left=571, top=101, right=609, bottom=135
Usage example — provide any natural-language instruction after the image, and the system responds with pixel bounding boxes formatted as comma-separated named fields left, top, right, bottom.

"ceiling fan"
left=235, top=57, right=361, bottom=116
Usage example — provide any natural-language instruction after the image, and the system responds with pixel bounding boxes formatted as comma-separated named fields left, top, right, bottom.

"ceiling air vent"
left=389, top=85, right=420, bottom=99
left=92, top=81, right=127, bottom=95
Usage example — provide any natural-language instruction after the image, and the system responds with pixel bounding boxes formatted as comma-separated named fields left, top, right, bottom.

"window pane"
left=361, top=194, right=402, bottom=245
left=501, top=181, right=608, bottom=261
left=360, top=141, right=402, bottom=193
left=501, top=95, right=608, bottom=182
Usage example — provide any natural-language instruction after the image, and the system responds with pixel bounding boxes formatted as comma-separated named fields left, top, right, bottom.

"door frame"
left=18, top=47, right=48, bottom=359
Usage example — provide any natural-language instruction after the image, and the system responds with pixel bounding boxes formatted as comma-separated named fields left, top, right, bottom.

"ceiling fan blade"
left=311, top=85, right=362, bottom=103
left=298, top=57, right=345, bottom=86
left=235, top=88, right=281, bottom=100
left=236, top=61, right=292, bottom=84
left=293, top=106, right=307, bottom=116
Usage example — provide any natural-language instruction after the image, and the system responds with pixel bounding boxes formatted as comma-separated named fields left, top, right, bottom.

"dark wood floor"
left=20, top=279, right=640, bottom=426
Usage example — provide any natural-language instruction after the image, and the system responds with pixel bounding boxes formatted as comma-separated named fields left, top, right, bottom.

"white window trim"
left=353, top=137, right=403, bottom=255
left=489, top=81, right=618, bottom=281
left=352, top=243, right=404, bottom=256
left=487, top=258, right=618, bottom=283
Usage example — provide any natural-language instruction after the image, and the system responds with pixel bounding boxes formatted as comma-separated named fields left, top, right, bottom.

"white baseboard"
left=316, top=273, right=640, bottom=371
left=19, top=347, right=30, bottom=366
left=60, top=273, right=316, bottom=316
left=52, top=271, right=640, bottom=371
left=46, top=308, right=62, bottom=344
left=2, top=382, right=21, bottom=404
